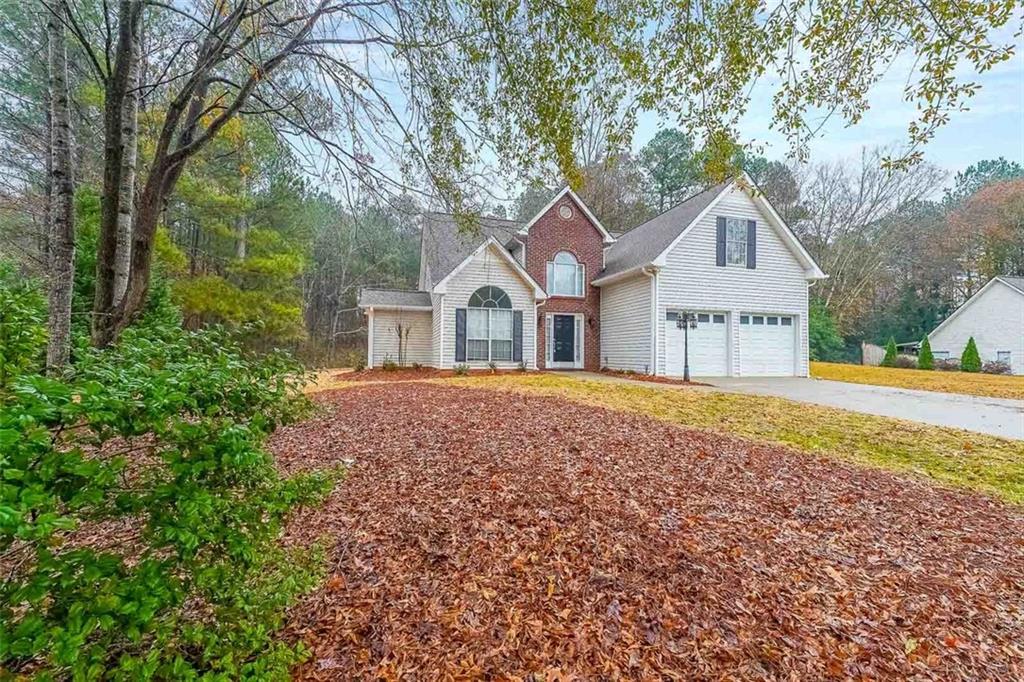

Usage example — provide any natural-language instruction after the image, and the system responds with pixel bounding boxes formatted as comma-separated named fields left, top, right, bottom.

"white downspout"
left=643, top=266, right=659, bottom=375
left=366, top=308, right=375, bottom=369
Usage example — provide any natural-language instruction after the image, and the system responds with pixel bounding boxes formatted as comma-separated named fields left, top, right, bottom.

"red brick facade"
left=521, top=195, right=605, bottom=370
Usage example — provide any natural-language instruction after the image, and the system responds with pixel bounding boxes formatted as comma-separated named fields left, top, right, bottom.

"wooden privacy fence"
left=861, top=341, right=885, bottom=366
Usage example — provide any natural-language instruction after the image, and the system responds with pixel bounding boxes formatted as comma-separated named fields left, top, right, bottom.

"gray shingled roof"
left=998, top=276, right=1024, bottom=294
left=421, top=212, right=523, bottom=287
left=600, top=181, right=730, bottom=279
left=358, top=288, right=432, bottom=308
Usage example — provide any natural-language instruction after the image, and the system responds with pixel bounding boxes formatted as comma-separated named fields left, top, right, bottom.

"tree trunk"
left=91, top=0, right=140, bottom=347
left=45, top=1, right=76, bottom=372
left=113, top=16, right=140, bottom=305
left=235, top=214, right=248, bottom=260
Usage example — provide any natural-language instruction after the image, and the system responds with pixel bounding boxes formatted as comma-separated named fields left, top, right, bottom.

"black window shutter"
left=454, top=308, right=467, bottom=362
left=512, top=311, right=523, bottom=362
left=716, top=217, right=726, bottom=267
left=746, top=219, right=757, bottom=269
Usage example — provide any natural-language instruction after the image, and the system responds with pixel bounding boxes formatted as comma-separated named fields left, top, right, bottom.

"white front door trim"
left=546, top=312, right=584, bottom=369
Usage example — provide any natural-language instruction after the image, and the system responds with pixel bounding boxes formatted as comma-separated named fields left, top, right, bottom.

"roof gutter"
left=591, top=263, right=650, bottom=287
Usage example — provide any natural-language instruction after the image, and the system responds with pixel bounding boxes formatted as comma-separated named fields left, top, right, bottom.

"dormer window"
left=546, top=251, right=585, bottom=297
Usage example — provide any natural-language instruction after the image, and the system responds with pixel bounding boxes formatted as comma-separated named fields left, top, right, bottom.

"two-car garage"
left=664, top=310, right=797, bottom=377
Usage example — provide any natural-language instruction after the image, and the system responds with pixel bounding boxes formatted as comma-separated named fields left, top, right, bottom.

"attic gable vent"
left=558, top=204, right=573, bottom=220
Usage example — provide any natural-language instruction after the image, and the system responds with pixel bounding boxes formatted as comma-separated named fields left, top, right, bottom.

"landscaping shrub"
left=981, top=360, right=1012, bottom=375
left=935, top=358, right=961, bottom=371
left=453, top=363, right=469, bottom=376
left=961, top=337, right=982, bottom=372
left=0, top=280, right=332, bottom=678
left=892, top=354, right=917, bottom=369
left=881, top=338, right=898, bottom=367
left=917, top=336, right=934, bottom=370
left=381, top=355, right=398, bottom=371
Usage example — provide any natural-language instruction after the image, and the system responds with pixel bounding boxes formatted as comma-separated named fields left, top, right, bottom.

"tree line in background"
left=1, top=0, right=1019, bottom=368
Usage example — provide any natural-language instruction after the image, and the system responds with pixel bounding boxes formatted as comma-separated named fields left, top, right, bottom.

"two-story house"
left=358, top=174, right=827, bottom=377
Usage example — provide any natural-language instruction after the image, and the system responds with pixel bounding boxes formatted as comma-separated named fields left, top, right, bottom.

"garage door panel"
left=665, top=311, right=729, bottom=377
left=739, top=313, right=795, bottom=376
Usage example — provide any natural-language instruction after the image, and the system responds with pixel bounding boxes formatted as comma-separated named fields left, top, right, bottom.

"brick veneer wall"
left=522, top=197, right=605, bottom=370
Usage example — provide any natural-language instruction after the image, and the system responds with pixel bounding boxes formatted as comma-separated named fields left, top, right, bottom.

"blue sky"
left=631, top=35, right=1024, bottom=184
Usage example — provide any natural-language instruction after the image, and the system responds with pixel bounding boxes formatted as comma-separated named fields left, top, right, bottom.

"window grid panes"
left=781, top=317, right=792, bottom=326
left=713, top=314, right=726, bottom=324
left=725, top=218, right=747, bottom=266
left=547, top=251, right=585, bottom=296
left=466, top=297, right=514, bottom=363
left=997, top=351, right=1012, bottom=363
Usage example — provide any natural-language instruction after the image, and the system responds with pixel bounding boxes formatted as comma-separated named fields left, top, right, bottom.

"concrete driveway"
left=704, top=377, right=1024, bottom=440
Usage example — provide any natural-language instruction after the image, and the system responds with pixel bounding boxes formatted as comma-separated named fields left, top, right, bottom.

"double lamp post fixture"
left=676, top=311, right=699, bottom=382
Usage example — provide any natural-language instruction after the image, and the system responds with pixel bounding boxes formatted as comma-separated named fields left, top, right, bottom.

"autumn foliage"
left=274, top=383, right=1024, bottom=679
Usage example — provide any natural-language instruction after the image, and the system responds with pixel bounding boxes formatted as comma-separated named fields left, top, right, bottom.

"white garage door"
left=665, top=311, right=729, bottom=377
left=739, top=313, right=796, bottom=376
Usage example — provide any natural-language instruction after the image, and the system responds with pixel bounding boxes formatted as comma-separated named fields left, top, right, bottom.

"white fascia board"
left=432, top=237, right=548, bottom=300
left=591, top=264, right=648, bottom=287
left=360, top=304, right=433, bottom=312
left=928, top=277, right=1020, bottom=339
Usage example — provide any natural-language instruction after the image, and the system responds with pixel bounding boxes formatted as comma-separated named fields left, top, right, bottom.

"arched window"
left=468, top=286, right=511, bottom=309
left=466, top=286, right=513, bottom=361
left=546, top=251, right=585, bottom=296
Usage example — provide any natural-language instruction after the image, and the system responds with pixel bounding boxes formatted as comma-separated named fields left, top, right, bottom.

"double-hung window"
left=546, top=251, right=584, bottom=297
left=725, top=217, right=747, bottom=266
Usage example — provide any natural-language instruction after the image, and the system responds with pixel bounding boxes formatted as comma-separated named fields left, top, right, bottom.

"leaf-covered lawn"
left=812, top=361, right=1024, bottom=400
left=273, top=383, right=1024, bottom=679
left=445, top=374, right=1024, bottom=504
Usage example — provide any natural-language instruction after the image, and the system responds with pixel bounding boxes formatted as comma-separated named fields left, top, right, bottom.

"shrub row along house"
left=927, top=275, right=1024, bottom=375
left=358, top=175, right=827, bottom=377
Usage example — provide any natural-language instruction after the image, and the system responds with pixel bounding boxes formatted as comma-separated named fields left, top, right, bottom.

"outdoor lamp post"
left=676, top=312, right=698, bottom=382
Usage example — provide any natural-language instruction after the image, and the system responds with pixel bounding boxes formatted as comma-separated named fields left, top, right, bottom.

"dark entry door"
left=553, top=315, right=575, bottom=362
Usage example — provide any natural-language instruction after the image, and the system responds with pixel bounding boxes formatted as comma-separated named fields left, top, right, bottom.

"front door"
left=552, top=314, right=575, bottom=362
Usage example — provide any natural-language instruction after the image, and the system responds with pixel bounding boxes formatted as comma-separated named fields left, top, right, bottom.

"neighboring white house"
left=359, top=175, right=828, bottom=377
left=928, top=276, right=1024, bottom=375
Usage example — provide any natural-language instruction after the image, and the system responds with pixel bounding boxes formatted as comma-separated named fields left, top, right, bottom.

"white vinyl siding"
left=599, top=273, right=652, bottom=372
left=929, top=279, right=1024, bottom=375
left=369, top=309, right=433, bottom=367
left=441, top=243, right=537, bottom=369
left=656, top=187, right=810, bottom=376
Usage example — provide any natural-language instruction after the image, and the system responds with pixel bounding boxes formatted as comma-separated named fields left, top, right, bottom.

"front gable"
left=653, top=178, right=823, bottom=279
left=517, top=187, right=615, bottom=244
left=434, top=237, right=545, bottom=299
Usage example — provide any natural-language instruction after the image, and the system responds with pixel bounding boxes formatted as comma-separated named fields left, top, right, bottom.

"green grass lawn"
left=445, top=373, right=1024, bottom=504
left=812, top=361, right=1024, bottom=400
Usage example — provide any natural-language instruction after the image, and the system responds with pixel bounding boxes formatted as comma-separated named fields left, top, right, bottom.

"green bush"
left=808, top=299, right=845, bottom=361
left=917, top=336, right=934, bottom=370
left=453, top=363, right=469, bottom=376
left=0, top=263, right=46, bottom=388
left=961, top=337, right=982, bottom=372
left=881, top=337, right=898, bottom=367
left=0, top=280, right=333, bottom=679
